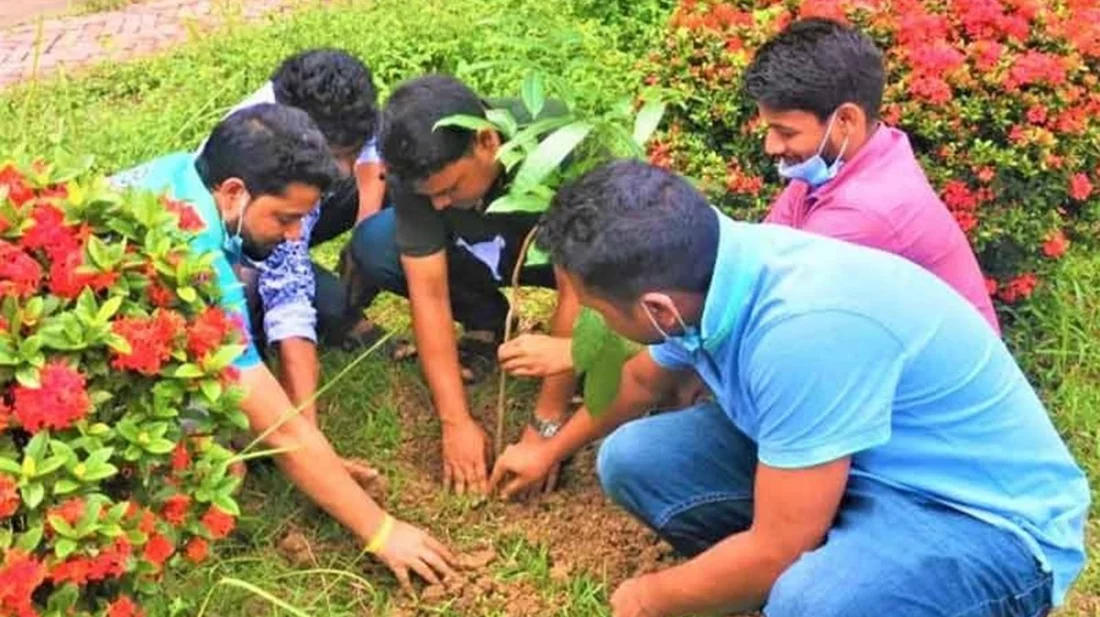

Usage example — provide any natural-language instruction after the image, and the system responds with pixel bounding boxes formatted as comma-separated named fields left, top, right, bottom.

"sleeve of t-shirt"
left=356, top=137, right=381, bottom=165
left=210, top=250, right=262, bottom=370
left=392, top=182, right=448, bottom=257
left=745, top=311, right=904, bottom=469
left=648, top=341, right=693, bottom=370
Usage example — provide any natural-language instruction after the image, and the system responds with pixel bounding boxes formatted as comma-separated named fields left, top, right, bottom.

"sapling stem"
left=495, top=225, right=540, bottom=455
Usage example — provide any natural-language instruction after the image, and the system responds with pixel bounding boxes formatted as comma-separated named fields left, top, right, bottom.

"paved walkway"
left=0, top=0, right=297, bottom=89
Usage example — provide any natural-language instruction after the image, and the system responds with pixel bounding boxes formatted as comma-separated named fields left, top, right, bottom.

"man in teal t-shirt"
left=112, top=103, right=458, bottom=590
left=491, top=160, right=1089, bottom=617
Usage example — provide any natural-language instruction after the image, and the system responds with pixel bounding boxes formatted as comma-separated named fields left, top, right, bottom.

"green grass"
left=2, top=0, right=1099, bottom=613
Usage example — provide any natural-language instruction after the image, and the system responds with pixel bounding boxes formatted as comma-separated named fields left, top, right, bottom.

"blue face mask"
left=777, top=112, right=849, bottom=189
left=642, top=301, right=704, bottom=354
left=222, top=196, right=249, bottom=262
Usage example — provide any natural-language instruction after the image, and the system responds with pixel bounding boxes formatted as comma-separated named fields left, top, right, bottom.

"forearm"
left=240, top=366, right=386, bottom=543
left=531, top=286, right=581, bottom=420
left=544, top=356, right=666, bottom=462
left=354, top=163, right=386, bottom=222
left=644, top=529, right=791, bottom=616
left=276, top=337, right=319, bottom=423
left=410, top=290, right=471, bottom=425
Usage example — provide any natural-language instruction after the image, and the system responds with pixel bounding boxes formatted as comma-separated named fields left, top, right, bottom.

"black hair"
left=271, top=48, right=379, bottom=152
left=379, top=74, right=485, bottom=182
left=743, top=18, right=885, bottom=122
left=538, top=159, right=719, bottom=305
left=196, top=103, right=341, bottom=196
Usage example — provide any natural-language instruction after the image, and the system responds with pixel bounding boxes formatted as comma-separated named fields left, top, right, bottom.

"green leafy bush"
left=647, top=0, right=1100, bottom=309
left=0, top=158, right=248, bottom=617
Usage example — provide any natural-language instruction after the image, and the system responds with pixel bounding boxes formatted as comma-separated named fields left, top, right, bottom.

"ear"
left=212, top=177, right=249, bottom=219
left=835, top=103, right=867, bottom=138
left=639, top=292, right=679, bottom=331
left=474, top=127, right=501, bottom=159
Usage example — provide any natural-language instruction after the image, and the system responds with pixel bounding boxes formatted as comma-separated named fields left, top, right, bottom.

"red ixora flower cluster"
left=10, top=361, right=92, bottom=433
left=110, top=310, right=186, bottom=376
left=186, top=307, right=242, bottom=361
left=200, top=506, right=236, bottom=540
left=49, top=538, right=132, bottom=587
left=0, top=550, right=46, bottom=617
left=106, top=595, right=146, bottom=617
left=160, top=196, right=205, bottom=233
left=0, top=474, right=19, bottom=518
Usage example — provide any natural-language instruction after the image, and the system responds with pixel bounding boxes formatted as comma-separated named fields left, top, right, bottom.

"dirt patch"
left=380, top=374, right=676, bottom=614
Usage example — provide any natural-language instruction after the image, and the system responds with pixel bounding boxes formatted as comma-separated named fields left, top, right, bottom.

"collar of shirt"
left=695, top=209, right=764, bottom=353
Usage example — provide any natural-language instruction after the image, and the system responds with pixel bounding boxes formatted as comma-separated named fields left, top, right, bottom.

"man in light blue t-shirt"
left=489, top=160, right=1089, bottom=617
left=113, top=103, right=458, bottom=590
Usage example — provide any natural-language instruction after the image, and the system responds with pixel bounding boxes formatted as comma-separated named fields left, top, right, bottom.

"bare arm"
left=529, top=268, right=581, bottom=423
left=627, top=458, right=850, bottom=616
left=275, top=338, right=319, bottom=425
left=354, top=161, right=386, bottom=222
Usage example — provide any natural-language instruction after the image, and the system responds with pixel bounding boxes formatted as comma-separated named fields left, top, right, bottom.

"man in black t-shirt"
left=346, top=74, right=579, bottom=495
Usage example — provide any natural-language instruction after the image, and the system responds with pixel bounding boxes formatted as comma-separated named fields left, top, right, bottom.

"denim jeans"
left=597, top=402, right=1054, bottom=617
left=347, top=207, right=555, bottom=339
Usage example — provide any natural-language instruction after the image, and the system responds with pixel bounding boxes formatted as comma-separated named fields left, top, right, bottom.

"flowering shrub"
left=646, top=0, right=1100, bottom=307
left=0, top=159, right=249, bottom=617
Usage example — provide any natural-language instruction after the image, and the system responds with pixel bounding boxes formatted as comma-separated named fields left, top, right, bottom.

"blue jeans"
left=597, top=402, right=1053, bottom=617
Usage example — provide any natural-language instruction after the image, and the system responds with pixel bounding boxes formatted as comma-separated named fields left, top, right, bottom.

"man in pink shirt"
left=744, top=18, right=1000, bottom=333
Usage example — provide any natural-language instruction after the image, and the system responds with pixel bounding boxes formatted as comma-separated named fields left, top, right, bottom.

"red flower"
left=161, top=197, right=205, bottom=233
left=0, top=241, right=43, bottom=298
left=1026, top=105, right=1047, bottom=125
left=1005, top=51, right=1068, bottom=90
left=977, top=167, right=996, bottom=183
left=170, top=442, right=192, bottom=473
left=161, top=495, right=191, bottom=527
left=942, top=180, right=979, bottom=211
left=725, top=163, right=763, bottom=196
left=881, top=104, right=902, bottom=126
left=87, top=538, right=131, bottom=581
left=136, top=509, right=156, bottom=536
left=1043, top=230, right=1069, bottom=258
left=998, top=273, right=1039, bottom=303
left=184, top=537, right=210, bottom=564
left=47, top=497, right=86, bottom=530
left=147, top=282, right=175, bottom=308
left=201, top=506, right=236, bottom=540
left=907, top=75, right=952, bottom=104
left=20, top=203, right=80, bottom=260
left=107, top=595, right=145, bottom=617
left=143, top=533, right=175, bottom=569
left=0, top=165, right=35, bottom=207
left=187, top=307, right=238, bottom=360
left=0, top=474, right=19, bottom=518
left=905, top=40, right=965, bottom=77
left=11, top=361, right=92, bottom=433
left=971, top=40, right=1004, bottom=72
left=50, top=556, right=93, bottom=586
left=1069, top=173, right=1093, bottom=201
left=110, top=310, right=185, bottom=376
left=47, top=244, right=118, bottom=300
left=985, top=277, right=998, bottom=296
left=0, top=550, right=46, bottom=617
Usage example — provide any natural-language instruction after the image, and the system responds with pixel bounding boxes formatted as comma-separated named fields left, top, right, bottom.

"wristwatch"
left=530, top=415, right=563, bottom=439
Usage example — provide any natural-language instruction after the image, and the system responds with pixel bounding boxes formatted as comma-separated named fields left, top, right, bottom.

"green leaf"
left=0, top=528, right=11, bottom=551
left=433, top=114, right=496, bottom=132
left=521, top=72, right=547, bottom=120
left=485, top=193, right=549, bottom=214
left=54, top=536, right=78, bottom=558
left=82, top=463, right=118, bottom=481
left=46, top=583, right=80, bottom=614
left=37, top=454, right=67, bottom=477
left=98, top=523, right=123, bottom=538
left=26, top=432, right=49, bottom=460
left=85, top=447, right=115, bottom=468
left=513, top=122, right=593, bottom=191
left=19, top=336, right=43, bottom=360
left=15, top=365, right=41, bottom=388
left=205, top=344, right=245, bottom=371
left=485, top=108, right=518, bottom=139
left=53, top=479, right=81, bottom=495
left=145, top=439, right=176, bottom=455
left=177, top=286, right=198, bottom=303
left=76, top=289, right=97, bottom=321
left=22, top=482, right=45, bottom=509
left=15, top=525, right=43, bottom=552
left=26, top=352, right=45, bottom=369
left=0, top=457, right=21, bottom=475
left=212, top=493, right=241, bottom=517
left=96, top=295, right=123, bottom=323
left=173, top=363, right=204, bottom=379
left=86, top=236, right=110, bottom=269
left=23, top=297, right=44, bottom=322
left=582, top=335, right=632, bottom=416
left=572, top=307, right=612, bottom=374
left=48, top=515, right=78, bottom=539
left=90, top=390, right=113, bottom=406
left=200, top=379, right=223, bottom=403
left=0, top=342, right=18, bottom=366
left=107, top=501, right=129, bottom=523
left=497, top=115, right=576, bottom=160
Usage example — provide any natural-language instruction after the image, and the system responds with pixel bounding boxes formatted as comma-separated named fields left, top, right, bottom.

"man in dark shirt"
left=347, top=74, right=579, bottom=494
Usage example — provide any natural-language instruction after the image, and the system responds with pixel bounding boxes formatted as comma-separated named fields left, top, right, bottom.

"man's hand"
left=611, top=576, right=663, bottom=617
left=374, top=518, right=458, bottom=595
left=498, top=334, right=574, bottom=378
left=441, top=418, right=490, bottom=495
left=489, top=436, right=558, bottom=500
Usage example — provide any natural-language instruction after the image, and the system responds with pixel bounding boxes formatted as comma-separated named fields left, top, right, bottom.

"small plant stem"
left=495, top=225, right=540, bottom=455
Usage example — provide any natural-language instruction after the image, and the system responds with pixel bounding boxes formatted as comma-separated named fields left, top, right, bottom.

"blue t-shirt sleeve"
left=210, top=250, right=262, bottom=369
left=357, top=137, right=381, bottom=164
left=746, top=311, right=903, bottom=469
left=648, top=341, right=692, bottom=370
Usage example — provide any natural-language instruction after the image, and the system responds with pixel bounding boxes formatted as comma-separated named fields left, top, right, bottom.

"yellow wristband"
left=366, top=514, right=395, bottom=554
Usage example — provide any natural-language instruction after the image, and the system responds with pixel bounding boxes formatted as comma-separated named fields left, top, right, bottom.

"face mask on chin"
left=777, top=111, right=850, bottom=189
